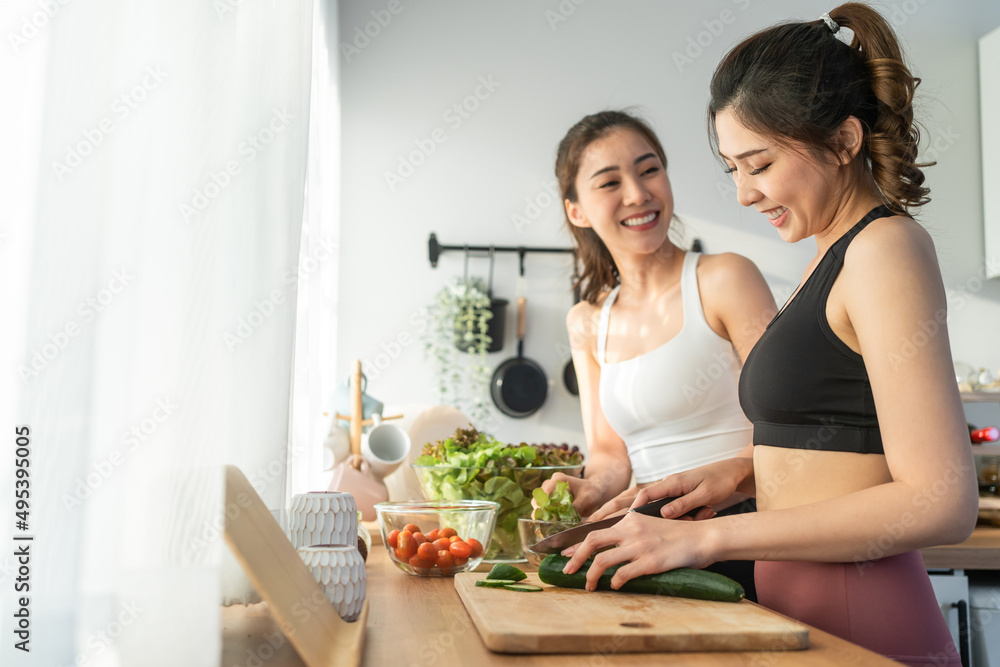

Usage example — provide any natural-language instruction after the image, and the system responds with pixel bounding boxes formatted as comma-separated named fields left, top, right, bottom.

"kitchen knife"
left=529, top=497, right=700, bottom=555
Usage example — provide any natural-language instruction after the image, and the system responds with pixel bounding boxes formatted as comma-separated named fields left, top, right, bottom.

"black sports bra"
left=738, top=206, right=894, bottom=455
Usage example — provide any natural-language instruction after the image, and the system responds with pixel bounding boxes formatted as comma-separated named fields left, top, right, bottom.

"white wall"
left=337, top=0, right=1000, bottom=450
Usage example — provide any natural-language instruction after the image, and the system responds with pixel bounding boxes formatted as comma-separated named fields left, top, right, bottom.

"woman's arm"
left=563, top=221, right=978, bottom=589
left=698, top=252, right=777, bottom=363
left=542, top=301, right=632, bottom=516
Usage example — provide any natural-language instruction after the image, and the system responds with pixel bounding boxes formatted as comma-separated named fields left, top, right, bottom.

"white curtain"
left=289, top=0, right=342, bottom=501
left=0, top=1, right=321, bottom=665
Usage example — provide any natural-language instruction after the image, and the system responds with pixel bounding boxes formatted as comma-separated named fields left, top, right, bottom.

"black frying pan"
left=563, top=261, right=581, bottom=397
left=491, top=295, right=548, bottom=418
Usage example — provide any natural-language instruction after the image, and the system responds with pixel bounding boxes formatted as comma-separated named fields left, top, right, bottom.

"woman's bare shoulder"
left=696, top=252, right=770, bottom=293
left=566, top=293, right=610, bottom=345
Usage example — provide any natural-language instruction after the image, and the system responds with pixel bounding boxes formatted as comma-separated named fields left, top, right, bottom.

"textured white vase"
left=297, top=545, right=367, bottom=622
left=288, top=492, right=359, bottom=549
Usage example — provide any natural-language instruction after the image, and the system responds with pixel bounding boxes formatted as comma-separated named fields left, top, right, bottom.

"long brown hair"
left=708, top=2, right=931, bottom=216
left=555, top=110, right=678, bottom=305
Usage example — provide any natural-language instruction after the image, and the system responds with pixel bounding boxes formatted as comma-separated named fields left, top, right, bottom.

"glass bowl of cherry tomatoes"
left=373, top=500, right=499, bottom=576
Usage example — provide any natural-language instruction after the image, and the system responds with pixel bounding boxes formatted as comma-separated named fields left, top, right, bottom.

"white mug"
left=361, top=414, right=411, bottom=480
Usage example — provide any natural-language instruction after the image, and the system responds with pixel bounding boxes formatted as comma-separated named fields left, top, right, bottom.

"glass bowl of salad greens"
left=411, top=427, right=584, bottom=562
left=518, top=482, right=584, bottom=567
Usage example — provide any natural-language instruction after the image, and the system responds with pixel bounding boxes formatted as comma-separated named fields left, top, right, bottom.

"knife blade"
left=529, top=497, right=699, bottom=555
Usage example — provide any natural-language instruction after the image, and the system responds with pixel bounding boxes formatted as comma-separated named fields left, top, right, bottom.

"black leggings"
left=701, top=498, right=757, bottom=603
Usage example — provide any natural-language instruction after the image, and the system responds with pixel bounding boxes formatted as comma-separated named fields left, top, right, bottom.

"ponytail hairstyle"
left=555, top=110, right=679, bottom=304
left=708, top=2, right=931, bottom=216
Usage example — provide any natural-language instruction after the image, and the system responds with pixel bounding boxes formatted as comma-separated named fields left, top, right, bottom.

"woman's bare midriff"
left=754, top=444, right=893, bottom=511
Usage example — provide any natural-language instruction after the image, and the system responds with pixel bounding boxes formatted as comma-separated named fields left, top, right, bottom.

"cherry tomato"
left=408, top=554, right=435, bottom=570
left=412, top=531, right=428, bottom=545
left=416, top=541, right=438, bottom=561
left=449, top=540, right=471, bottom=559
left=436, top=549, right=455, bottom=569
left=387, top=529, right=400, bottom=548
left=396, top=530, right=417, bottom=559
left=449, top=535, right=464, bottom=543
left=466, top=538, right=484, bottom=558
left=424, top=529, right=440, bottom=542
left=403, top=523, right=421, bottom=534
left=439, top=527, right=457, bottom=539
left=453, top=557, right=468, bottom=567
left=433, top=537, right=451, bottom=552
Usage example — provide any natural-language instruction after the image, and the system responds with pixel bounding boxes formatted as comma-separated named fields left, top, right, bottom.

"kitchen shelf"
left=961, top=391, right=1000, bottom=403
left=972, top=445, right=1000, bottom=456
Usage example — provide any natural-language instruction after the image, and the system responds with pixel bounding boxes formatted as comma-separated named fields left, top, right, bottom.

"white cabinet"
left=928, top=570, right=973, bottom=665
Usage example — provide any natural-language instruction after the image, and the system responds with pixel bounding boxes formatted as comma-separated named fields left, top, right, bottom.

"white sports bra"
left=598, top=252, right=751, bottom=483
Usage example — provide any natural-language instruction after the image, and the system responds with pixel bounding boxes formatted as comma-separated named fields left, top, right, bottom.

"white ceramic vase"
left=297, top=545, right=366, bottom=622
left=288, top=492, right=359, bottom=549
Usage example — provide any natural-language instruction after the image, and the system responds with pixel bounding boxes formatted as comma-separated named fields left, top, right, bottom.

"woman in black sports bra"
left=561, top=4, right=978, bottom=665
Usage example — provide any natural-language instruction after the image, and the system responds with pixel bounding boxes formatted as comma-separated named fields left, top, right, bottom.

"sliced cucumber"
left=502, top=583, right=543, bottom=592
left=486, top=563, right=527, bottom=582
left=475, top=579, right=517, bottom=588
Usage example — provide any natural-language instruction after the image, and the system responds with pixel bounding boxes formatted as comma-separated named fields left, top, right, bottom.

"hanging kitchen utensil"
left=455, top=248, right=507, bottom=354
left=563, top=254, right=580, bottom=397
left=490, top=251, right=547, bottom=418
left=485, top=247, right=507, bottom=353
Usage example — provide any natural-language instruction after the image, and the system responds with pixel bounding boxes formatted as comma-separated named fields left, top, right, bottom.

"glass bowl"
left=373, top=500, right=498, bottom=576
left=518, top=516, right=583, bottom=568
left=411, top=464, right=583, bottom=562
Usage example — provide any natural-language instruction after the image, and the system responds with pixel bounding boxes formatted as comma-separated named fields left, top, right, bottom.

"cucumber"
left=475, top=579, right=517, bottom=588
left=502, top=583, right=543, bottom=592
left=537, top=554, right=744, bottom=603
left=487, top=563, right=527, bottom=582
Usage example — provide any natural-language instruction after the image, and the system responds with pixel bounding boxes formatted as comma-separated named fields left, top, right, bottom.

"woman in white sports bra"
left=542, top=110, right=776, bottom=523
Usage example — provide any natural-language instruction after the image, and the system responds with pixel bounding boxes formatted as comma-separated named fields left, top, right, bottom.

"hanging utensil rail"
left=428, top=233, right=574, bottom=268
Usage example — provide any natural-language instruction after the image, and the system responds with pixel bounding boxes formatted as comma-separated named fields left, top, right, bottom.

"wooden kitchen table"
left=222, top=547, right=899, bottom=667
left=920, top=526, right=1000, bottom=570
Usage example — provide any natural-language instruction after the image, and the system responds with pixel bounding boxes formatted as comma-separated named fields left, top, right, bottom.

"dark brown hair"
left=708, top=2, right=931, bottom=216
left=555, top=110, right=677, bottom=304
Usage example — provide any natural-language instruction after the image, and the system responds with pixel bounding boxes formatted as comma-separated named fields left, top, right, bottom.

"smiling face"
left=564, top=128, right=674, bottom=257
left=715, top=109, right=849, bottom=244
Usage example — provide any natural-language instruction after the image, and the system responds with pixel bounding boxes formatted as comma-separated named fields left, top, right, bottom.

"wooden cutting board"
left=455, top=572, right=808, bottom=654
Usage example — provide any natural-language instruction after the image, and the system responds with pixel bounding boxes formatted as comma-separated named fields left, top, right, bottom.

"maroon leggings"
left=756, top=551, right=960, bottom=666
